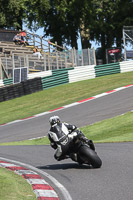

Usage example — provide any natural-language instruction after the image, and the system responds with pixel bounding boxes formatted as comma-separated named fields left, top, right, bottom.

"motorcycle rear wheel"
left=78, top=145, right=102, bottom=168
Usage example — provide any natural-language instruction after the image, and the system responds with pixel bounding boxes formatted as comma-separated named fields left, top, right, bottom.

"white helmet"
left=49, top=116, right=60, bottom=126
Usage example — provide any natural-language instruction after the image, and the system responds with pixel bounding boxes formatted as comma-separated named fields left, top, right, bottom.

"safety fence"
left=95, top=62, right=120, bottom=77
left=0, top=79, right=3, bottom=87
left=120, top=60, right=133, bottom=73
left=0, top=60, right=133, bottom=102
left=73, top=48, right=96, bottom=66
left=41, top=68, right=73, bottom=89
left=0, top=48, right=96, bottom=76
left=68, top=65, right=95, bottom=83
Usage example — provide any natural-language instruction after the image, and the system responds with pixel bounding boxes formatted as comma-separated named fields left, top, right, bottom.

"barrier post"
left=65, top=51, right=67, bottom=68
left=123, top=28, right=127, bottom=61
left=93, top=47, right=96, bottom=65
left=88, top=48, right=91, bottom=65
left=40, top=36, right=43, bottom=51
left=43, top=52, right=46, bottom=71
left=48, top=52, right=50, bottom=70
left=56, top=51, right=59, bottom=69
left=26, top=55, right=29, bottom=73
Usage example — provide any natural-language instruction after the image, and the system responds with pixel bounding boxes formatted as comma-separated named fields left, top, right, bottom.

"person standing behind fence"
left=33, top=46, right=42, bottom=59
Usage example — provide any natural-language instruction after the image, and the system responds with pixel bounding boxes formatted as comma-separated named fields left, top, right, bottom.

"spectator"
left=13, top=33, right=21, bottom=44
left=13, top=33, right=29, bottom=46
left=20, top=33, right=29, bottom=46
left=33, top=46, right=42, bottom=59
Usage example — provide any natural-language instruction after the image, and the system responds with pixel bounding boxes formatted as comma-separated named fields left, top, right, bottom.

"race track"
left=0, top=85, right=133, bottom=143
left=0, top=86, right=133, bottom=200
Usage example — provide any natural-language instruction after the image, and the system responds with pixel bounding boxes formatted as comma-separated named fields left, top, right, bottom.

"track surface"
left=0, top=143, right=133, bottom=200
left=0, top=86, right=133, bottom=200
left=0, top=86, right=133, bottom=143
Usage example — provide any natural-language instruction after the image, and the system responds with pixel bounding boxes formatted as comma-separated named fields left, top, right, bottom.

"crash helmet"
left=49, top=116, right=60, bottom=126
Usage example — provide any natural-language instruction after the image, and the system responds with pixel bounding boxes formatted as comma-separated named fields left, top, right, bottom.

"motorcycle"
left=66, top=130, right=102, bottom=168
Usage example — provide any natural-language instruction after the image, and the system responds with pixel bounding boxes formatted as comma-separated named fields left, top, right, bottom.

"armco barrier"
left=3, top=78, right=13, bottom=86
left=95, top=63, right=120, bottom=77
left=68, top=65, right=95, bottom=83
left=1, top=61, right=133, bottom=102
left=52, top=67, right=74, bottom=75
left=0, top=79, right=4, bottom=87
left=28, top=70, right=52, bottom=79
left=120, top=60, right=133, bottom=73
left=41, top=68, right=73, bottom=89
left=41, top=72, right=69, bottom=89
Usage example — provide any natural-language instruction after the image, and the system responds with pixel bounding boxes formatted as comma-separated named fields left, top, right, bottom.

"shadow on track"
left=37, top=163, right=92, bottom=170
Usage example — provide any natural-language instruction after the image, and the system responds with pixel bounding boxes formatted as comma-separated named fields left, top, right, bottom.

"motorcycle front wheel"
left=78, top=145, right=102, bottom=168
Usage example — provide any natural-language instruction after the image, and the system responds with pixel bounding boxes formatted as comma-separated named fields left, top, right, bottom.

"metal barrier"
left=0, top=47, right=96, bottom=78
left=73, top=48, right=96, bottom=66
left=0, top=30, right=96, bottom=80
left=95, top=63, right=120, bottom=77
left=0, top=54, right=28, bottom=79
left=25, top=31, right=96, bottom=68
left=1, top=60, right=133, bottom=102
left=27, top=50, right=74, bottom=71
left=120, top=60, right=133, bottom=73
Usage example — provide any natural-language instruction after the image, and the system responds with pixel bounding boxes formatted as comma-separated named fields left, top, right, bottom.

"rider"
left=48, top=116, right=95, bottom=162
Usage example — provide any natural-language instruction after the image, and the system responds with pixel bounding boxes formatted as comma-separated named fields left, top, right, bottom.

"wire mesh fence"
left=73, top=48, right=96, bottom=66
left=0, top=47, right=96, bottom=79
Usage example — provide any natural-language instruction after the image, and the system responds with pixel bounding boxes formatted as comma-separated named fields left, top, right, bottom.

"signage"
left=108, top=49, right=120, bottom=54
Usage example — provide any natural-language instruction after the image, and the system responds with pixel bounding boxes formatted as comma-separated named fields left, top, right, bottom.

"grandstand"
left=0, top=30, right=76, bottom=79
left=0, top=41, right=33, bottom=56
left=0, top=29, right=96, bottom=83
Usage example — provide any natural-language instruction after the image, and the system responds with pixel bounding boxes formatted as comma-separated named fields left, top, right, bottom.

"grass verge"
left=0, top=71, right=133, bottom=124
left=0, top=168, right=36, bottom=200
left=81, top=111, right=133, bottom=143
left=1, top=72, right=133, bottom=200
left=0, top=111, right=133, bottom=146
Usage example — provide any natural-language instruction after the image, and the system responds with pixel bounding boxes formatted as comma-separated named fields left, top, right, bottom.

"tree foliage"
left=0, top=0, right=26, bottom=29
left=89, top=0, right=133, bottom=61
left=1, top=0, right=133, bottom=61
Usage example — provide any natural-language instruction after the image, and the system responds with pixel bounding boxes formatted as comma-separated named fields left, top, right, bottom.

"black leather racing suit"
left=48, top=122, right=77, bottom=161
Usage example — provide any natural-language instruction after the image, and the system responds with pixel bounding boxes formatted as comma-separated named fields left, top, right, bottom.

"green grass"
left=0, top=168, right=36, bottom=200
left=0, top=111, right=133, bottom=146
left=80, top=111, right=133, bottom=143
left=0, top=71, right=133, bottom=124
left=0, top=136, right=50, bottom=146
left=0, top=72, right=133, bottom=199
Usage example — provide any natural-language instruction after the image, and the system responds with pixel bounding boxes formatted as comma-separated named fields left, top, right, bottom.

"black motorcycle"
left=67, top=131, right=102, bottom=168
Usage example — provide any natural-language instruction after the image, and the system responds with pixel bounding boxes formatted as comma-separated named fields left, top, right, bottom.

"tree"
left=24, top=0, right=80, bottom=48
left=89, top=0, right=133, bottom=63
left=1, top=0, right=133, bottom=63
left=0, top=0, right=26, bottom=29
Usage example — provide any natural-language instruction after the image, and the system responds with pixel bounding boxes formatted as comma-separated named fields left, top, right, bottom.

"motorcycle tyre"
left=78, top=145, right=102, bottom=168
